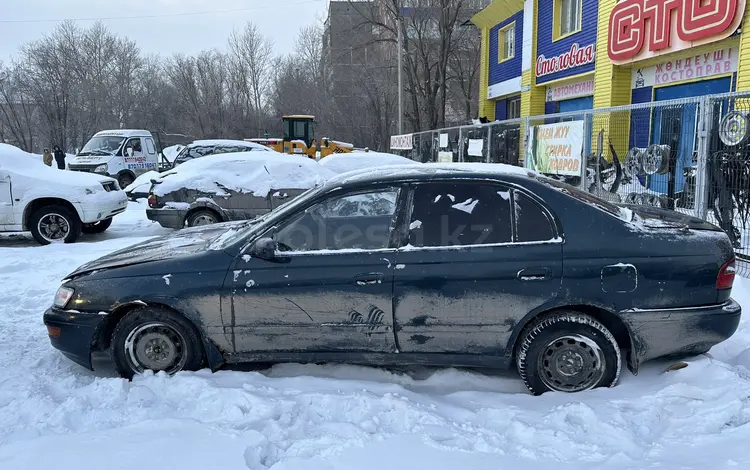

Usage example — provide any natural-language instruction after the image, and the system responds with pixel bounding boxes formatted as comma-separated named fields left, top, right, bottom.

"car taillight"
left=717, top=258, right=737, bottom=290
left=148, top=193, right=157, bottom=208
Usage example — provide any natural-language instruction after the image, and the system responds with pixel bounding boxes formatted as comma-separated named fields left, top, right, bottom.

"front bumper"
left=146, top=208, right=186, bottom=229
left=622, top=298, right=742, bottom=365
left=43, top=307, right=107, bottom=370
left=78, top=192, right=128, bottom=223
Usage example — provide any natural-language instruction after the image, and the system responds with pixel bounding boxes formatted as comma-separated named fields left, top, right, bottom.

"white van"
left=0, top=144, right=128, bottom=245
left=69, top=130, right=159, bottom=189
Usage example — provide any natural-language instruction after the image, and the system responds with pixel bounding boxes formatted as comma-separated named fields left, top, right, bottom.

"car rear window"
left=537, top=176, right=632, bottom=222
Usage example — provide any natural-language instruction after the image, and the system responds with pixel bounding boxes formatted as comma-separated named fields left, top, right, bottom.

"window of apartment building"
left=498, top=22, right=515, bottom=63
left=555, top=0, right=582, bottom=39
left=507, top=96, right=521, bottom=119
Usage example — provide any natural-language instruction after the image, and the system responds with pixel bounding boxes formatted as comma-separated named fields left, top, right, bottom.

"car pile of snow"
left=151, top=151, right=336, bottom=198
left=319, top=151, right=419, bottom=174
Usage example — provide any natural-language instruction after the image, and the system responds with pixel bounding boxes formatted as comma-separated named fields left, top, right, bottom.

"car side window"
left=275, top=188, right=400, bottom=252
left=514, top=192, right=555, bottom=242
left=408, top=182, right=512, bottom=247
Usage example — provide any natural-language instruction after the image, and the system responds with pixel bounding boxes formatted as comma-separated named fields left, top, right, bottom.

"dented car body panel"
left=44, top=166, right=741, bottom=375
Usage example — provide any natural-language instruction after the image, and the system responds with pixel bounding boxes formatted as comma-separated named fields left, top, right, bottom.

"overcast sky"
left=0, top=0, right=328, bottom=62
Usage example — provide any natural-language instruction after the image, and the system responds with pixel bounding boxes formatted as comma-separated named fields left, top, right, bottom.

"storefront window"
left=558, top=0, right=582, bottom=37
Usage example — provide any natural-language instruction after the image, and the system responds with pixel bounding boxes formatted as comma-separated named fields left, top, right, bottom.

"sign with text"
left=536, top=43, right=596, bottom=78
left=632, top=46, right=738, bottom=88
left=546, top=79, right=595, bottom=102
left=390, top=133, right=413, bottom=150
left=608, top=0, right=746, bottom=64
left=526, top=121, right=584, bottom=176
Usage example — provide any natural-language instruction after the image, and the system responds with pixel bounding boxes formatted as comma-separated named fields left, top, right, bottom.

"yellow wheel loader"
left=247, top=115, right=354, bottom=159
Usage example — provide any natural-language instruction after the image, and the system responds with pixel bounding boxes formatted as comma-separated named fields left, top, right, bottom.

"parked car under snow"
left=318, top=151, right=420, bottom=174
left=146, top=151, right=335, bottom=229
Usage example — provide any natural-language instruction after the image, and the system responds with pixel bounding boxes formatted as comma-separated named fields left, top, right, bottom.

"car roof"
left=187, top=139, right=270, bottom=150
left=322, top=162, right=538, bottom=189
left=93, top=129, right=152, bottom=138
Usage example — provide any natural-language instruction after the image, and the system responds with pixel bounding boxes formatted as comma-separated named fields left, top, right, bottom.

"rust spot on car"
left=406, top=315, right=434, bottom=327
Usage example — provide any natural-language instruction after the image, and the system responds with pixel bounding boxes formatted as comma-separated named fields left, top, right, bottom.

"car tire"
left=186, top=209, right=220, bottom=227
left=516, top=311, right=621, bottom=395
left=118, top=173, right=134, bottom=190
left=110, top=307, right=205, bottom=380
left=81, top=217, right=113, bottom=234
left=29, top=204, right=81, bottom=245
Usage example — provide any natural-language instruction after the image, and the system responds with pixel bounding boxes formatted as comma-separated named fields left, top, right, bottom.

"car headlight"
left=53, top=286, right=74, bottom=308
left=93, top=164, right=108, bottom=174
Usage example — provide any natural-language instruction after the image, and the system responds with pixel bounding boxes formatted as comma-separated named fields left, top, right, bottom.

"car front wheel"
left=29, top=204, right=81, bottom=245
left=110, top=307, right=205, bottom=379
left=82, top=217, right=113, bottom=234
left=516, top=312, right=621, bottom=395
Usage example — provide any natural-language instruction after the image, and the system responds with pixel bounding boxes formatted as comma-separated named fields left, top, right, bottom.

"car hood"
left=71, top=155, right=114, bottom=165
left=66, top=221, right=246, bottom=278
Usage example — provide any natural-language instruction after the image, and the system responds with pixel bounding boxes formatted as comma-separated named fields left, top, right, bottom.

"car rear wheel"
left=29, top=204, right=81, bottom=245
left=186, top=209, right=220, bottom=227
left=110, top=307, right=205, bottom=379
left=516, top=312, right=621, bottom=395
left=81, top=217, right=113, bottom=234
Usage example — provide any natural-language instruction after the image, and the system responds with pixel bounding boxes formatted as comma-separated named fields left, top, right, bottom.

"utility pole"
left=397, top=4, right=403, bottom=134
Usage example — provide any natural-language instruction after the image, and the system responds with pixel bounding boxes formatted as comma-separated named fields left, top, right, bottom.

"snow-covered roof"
left=319, top=151, right=420, bottom=175
left=188, top=139, right=270, bottom=151
left=325, top=162, right=537, bottom=187
left=152, top=150, right=336, bottom=198
left=92, top=129, right=152, bottom=138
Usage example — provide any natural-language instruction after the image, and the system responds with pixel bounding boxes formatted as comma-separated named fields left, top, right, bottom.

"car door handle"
left=517, top=268, right=551, bottom=281
left=354, top=272, right=385, bottom=285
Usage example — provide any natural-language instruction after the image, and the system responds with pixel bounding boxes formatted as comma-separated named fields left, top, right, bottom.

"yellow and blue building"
left=472, top=0, right=750, bottom=120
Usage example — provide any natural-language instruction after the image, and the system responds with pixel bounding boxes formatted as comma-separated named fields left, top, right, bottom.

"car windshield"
left=80, top=136, right=126, bottom=156
left=537, top=176, right=633, bottom=222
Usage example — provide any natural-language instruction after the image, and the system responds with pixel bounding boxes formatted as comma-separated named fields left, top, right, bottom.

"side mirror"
left=127, top=147, right=134, bottom=157
left=252, top=237, right=277, bottom=260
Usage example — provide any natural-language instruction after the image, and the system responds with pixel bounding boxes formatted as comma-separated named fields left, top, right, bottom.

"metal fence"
left=390, top=91, right=750, bottom=275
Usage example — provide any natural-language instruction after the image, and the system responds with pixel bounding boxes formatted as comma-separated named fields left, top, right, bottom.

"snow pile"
left=161, top=145, right=184, bottom=163
left=151, top=151, right=335, bottom=198
left=319, top=151, right=419, bottom=174
left=124, top=170, right=160, bottom=196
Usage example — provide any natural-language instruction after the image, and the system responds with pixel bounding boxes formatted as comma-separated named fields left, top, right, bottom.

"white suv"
left=0, top=144, right=128, bottom=245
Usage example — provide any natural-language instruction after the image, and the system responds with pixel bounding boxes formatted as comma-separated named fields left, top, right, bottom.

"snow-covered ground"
left=2, top=203, right=750, bottom=469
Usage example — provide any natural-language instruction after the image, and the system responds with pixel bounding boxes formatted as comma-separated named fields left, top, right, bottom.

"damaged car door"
left=226, top=186, right=404, bottom=355
left=392, top=180, right=564, bottom=356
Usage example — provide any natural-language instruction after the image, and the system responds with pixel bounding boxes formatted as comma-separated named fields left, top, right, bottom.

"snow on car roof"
left=151, top=150, right=336, bottom=198
left=319, top=151, right=420, bottom=175
left=0, top=143, right=115, bottom=188
left=326, top=161, right=538, bottom=187
left=188, top=139, right=270, bottom=151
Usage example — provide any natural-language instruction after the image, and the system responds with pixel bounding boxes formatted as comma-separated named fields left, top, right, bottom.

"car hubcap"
left=124, top=322, right=187, bottom=374
left=38, top=213, right=70, bottom=242
left=538, top=335, right=605, bottom=393
left=192, top=214, right=216, bottom=226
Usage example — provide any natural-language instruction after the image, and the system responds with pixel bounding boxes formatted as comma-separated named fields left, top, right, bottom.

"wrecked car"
left=146, top=150, right=335, bottom=228
left=43, top=163, right=740, bottom=395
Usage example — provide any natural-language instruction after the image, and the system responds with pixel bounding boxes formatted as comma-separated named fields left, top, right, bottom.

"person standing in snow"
left=53, top=146, right=66, bottom=170
left=42, top=148, right=53, bottom=166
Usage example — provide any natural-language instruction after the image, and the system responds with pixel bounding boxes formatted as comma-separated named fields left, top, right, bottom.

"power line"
left=0, top=0, right=327, bottom=24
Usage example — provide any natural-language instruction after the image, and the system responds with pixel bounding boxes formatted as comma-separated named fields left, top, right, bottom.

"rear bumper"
left=43, top=307, right=107, bottom=370
left=621, top=298, right=741, bottom=365
left=146, top=208, right=186, bottom=229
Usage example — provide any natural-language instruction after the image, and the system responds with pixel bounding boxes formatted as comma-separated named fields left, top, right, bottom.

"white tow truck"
left=68, top=129, right=160, bottom=190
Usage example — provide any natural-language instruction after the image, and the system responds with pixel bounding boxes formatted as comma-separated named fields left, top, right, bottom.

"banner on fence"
left=525, top=121, right=584, bottom=176
left=390, top=133, right=413, bottom=150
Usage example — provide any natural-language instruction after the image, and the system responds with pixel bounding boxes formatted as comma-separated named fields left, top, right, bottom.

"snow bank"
left=151, top=151, right=335, bottom=198
left=319, top=151, right=419, bottom=174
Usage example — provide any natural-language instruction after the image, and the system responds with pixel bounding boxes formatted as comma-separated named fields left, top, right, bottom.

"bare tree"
left=0, top=62, right=38, bottom=152
left=228, top=23, right=274, bottom=136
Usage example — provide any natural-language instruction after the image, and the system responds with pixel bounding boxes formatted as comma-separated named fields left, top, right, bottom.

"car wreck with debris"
left=43, top=163, right=740, bottom=395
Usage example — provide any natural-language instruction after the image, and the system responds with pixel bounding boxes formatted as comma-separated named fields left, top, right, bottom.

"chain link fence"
left=389, top=91, right=750, bottom=274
